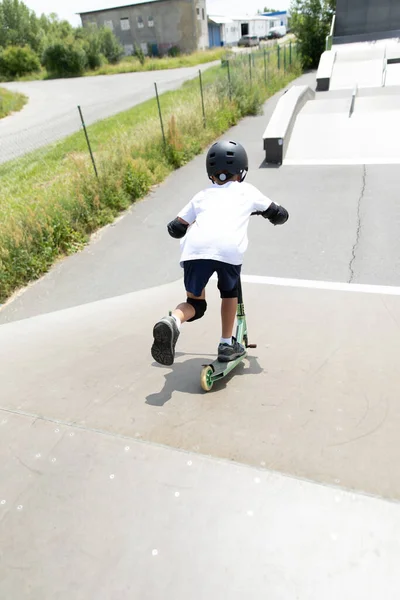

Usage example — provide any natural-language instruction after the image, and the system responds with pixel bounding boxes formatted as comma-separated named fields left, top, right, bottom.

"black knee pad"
left=220, top=288, right=238, bottom=299
left=187, top=298, right=207, bottom=322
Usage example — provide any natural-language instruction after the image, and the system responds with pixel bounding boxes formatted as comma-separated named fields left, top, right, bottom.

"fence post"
left=249, top=52, right=252, bottom=84
left=199, top=70, right=206, bottom=128
left=290, top=41, right=292, bottom=65
left=277, top=44, right=281, bottom=70
left=227, top=59, right=232, bottom=101
left=263, top=48, right=267, bottom=85
left=154, top=82, right=166, bottom=147
left=78, top=105, right=98, bottom=179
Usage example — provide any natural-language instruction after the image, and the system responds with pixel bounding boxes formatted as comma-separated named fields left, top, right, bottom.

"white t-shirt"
left=178, top=181, right=273, bottom=265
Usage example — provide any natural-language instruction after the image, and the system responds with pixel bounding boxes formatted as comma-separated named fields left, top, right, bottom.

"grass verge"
left=0, top=47, right=302, bottom=304
left=9, top=48, right=227, bottom=82
left=0, top=87, right=27, bottom=118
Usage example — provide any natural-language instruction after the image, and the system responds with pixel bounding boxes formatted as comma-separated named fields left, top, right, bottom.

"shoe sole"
left=151, top=321, right=175, bottom=366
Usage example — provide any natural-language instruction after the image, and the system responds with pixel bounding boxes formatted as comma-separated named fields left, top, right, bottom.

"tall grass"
left=8, top=48, right=227, bottom=82
left=88, top=48, right=227, bottom=76
left=0, top=47, right=301, bottom=303
left=0, top=87, right=27, bottom=118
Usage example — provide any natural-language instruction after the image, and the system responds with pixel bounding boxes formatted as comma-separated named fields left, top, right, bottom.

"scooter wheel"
left=200, top=366, right=214, bottom=392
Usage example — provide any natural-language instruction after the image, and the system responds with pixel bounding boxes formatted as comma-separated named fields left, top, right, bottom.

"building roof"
left=79, top=0, right=164, bottom=15
left=230, top=15, right=277, bottom=22
left=262, top=11, right=287, bottom=16
left=208, top=15, right=234, bottom=25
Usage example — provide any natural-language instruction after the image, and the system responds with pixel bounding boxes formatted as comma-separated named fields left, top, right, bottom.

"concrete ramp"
left=285, top=91, right=400, bottom=164
left=330, top=45, right=385, bottom=90
left=3, top=272, right=400, bottom=595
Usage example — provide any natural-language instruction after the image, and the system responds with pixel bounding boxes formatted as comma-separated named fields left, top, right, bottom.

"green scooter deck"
left=209, top=352, right=247, bottom=381
left=199, top=278, right=256, bottom=392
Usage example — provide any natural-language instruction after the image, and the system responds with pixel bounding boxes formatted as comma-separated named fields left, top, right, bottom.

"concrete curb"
left=262, top=84, right=315, bottom=164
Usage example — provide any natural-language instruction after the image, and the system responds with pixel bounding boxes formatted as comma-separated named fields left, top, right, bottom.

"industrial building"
left=79, top=0, right=208, bottom=56
left=208, top=14, right=282, bottom=47
left=262, top=10, right=289, bottom=28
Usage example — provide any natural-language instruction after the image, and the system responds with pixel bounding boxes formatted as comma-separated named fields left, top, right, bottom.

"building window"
left=120, top=18, right=130, bottom=30
left=140, top=42, right=148, bottom=54
left=202, top=8, right=205, bottom=20
left=196, top=7, right=201, bottom=20
left=137, top=16, right=144, bottom=28
left=104, top=20, right=113, bottom=30
left=124, top=44, right=134, bottom=55
left=148, top=16, right=154, bottom=27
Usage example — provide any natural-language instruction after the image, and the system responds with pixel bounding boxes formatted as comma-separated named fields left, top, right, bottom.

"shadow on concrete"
left=146, top=355, right=263, bottom=407
left=259, top=160, right=281, bottom=169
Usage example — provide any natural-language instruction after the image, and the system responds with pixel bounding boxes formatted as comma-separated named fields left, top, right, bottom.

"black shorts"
left=183, top=259, right=242, bottom=298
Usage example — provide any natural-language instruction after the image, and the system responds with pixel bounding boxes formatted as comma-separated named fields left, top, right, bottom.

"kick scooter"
left=200, top=277, right=257, bottom=392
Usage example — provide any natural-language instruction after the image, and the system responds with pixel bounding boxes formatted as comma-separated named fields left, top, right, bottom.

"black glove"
left=167, top=218, right=189, bottom=239
left=252, top=202, right=289, bottom=225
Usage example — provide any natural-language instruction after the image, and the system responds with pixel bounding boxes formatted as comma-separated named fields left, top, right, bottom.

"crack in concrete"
left=348, top=165, right=367, bottom=283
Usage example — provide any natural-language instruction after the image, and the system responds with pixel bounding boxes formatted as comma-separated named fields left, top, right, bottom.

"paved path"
left=0, top=61, right=218, bottom=163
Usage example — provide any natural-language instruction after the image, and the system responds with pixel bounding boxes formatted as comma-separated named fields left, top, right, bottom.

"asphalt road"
left=0, top=61, right=218, bottom=163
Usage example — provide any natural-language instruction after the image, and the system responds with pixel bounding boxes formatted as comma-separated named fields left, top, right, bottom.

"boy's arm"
left=167, top=217, right=189, bottom=239
left=167, top=199, right=196, bottom=239
left=252, top=202, right=289, bottom=226
left=251, top=189, right=289, bottom=226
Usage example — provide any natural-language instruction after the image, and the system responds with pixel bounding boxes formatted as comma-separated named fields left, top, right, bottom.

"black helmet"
left=206, top=140, right=248, bottom=183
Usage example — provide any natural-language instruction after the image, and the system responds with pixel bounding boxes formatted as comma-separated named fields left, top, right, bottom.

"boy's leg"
left=172, top=289, right=206, bottom=325
left=221, top=298, right=238, bottom=339
left=216, top=262, right=246, bottom=362
left=151, top=259, right=212, bottom=366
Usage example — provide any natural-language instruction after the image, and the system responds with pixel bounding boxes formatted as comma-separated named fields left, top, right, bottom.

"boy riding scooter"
left=151, top=140, right=289, bottom=367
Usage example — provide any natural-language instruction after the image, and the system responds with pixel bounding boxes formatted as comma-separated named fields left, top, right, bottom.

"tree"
left=289, top=0, right=335, bottom=68
left=0, top=0, right=38, bottom=49
left=0, top=44, right=40, bottom=77
left=42, top=41, right=87, bottom=77
left=98, top=27, right=123, bottom=64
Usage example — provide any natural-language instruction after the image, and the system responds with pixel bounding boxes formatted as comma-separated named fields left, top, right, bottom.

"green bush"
left=42, top=41, right=87, bottom=77
left=99, top=28, right=124, bottom=64
left=134, top=43, right=145, bottom=66
left=123, top=159, right=153, bottom=199
left=0, top=45, right=40, bottom=78
left=167, top=46, right=181, bottom=58
left=85, top=37, right=104, bottom=70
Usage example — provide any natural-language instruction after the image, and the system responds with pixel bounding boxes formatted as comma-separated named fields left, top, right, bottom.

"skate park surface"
left=2, top=64, right=400, bottom=598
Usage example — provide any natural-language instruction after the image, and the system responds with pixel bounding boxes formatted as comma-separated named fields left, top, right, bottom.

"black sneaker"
left=151, top=316, right=180, bottom=366
left=217, top=337, right=246, bottom=363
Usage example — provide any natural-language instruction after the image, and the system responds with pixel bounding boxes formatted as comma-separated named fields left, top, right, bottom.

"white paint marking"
left=175, top=492, right=180, bottom=498
left=152, top=549, right=159, bottom=556
left=238, top=274, right=400, bottom=297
